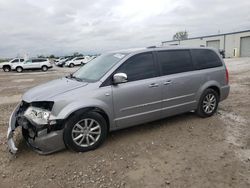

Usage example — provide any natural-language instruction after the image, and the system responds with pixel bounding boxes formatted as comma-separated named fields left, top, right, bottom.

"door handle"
left=149, top=83, right=159, bottom=88
left=163, top=80, right=172, bottom=85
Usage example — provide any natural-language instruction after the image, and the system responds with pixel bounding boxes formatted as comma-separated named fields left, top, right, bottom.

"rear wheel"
left=3, top=66, right=11, bottom=72
left=196, top=88, right=219, bottom=118
left=42, top=65, right=48, bottom=72
left=63, top=111, right=108, bottom=152
left=16, top=67, right=23, bottom=73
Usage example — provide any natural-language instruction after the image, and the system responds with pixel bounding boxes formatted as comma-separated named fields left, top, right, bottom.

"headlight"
left=24, top=106, right=51, bottom=125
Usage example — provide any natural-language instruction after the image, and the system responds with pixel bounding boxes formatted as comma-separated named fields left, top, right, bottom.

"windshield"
left=72, top=53, right=127, bottom=82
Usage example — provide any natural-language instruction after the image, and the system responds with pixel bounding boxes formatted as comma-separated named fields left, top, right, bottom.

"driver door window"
left=116, top=53, right=157, bottom=82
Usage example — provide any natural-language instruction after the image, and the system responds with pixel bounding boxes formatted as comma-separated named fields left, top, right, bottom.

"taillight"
left=225, top=66, right=229, bottom=84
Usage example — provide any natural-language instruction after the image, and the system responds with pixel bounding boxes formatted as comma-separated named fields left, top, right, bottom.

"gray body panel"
left=7, top=47, right=230, bottom=154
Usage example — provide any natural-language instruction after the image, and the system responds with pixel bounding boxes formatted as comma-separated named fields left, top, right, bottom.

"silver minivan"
left=7, top=47, right=230, bottom=154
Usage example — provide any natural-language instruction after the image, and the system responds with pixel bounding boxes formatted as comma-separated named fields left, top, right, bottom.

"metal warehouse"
left=162, top=30, right=250, bottom=58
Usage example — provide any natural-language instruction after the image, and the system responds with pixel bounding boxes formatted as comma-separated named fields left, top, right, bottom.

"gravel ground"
left=0, top=59, right=250, bottom=188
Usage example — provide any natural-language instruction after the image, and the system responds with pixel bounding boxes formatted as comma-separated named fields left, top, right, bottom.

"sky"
left=0, top=0, right=249, bottom=58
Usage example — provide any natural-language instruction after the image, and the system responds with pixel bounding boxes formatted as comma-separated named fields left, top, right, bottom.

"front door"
left=112, top=52, right=161, bottom=128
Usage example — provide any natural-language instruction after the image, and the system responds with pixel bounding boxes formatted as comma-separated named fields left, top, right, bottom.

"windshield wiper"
left=65, top=74, right=83, bottom=82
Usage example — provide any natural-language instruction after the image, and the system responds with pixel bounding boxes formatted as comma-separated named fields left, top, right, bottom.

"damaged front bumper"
left=7, top=102, right=66, bottom=155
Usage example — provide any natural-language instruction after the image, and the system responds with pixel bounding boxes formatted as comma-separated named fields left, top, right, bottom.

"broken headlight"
left=24, top=106, right=51, bottom=125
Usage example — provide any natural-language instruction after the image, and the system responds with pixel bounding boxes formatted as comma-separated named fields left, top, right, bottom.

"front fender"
left=52, top=99, right=114, bottom=127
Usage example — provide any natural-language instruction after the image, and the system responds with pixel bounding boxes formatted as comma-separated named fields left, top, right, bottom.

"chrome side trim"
left=162, top=101, right=196, bottom=111
left=120, top=100, right=161, bottom=112
left=120, top=93, right=195, bottom=112
left=115, top=108, right=161, bottom=121
left=115, top=100, right=196, bottom=122
left=162, top=93, right=195, bottom=102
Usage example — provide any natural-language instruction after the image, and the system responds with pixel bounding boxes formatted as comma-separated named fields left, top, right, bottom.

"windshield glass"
left=73, top=53, right=127, bottom=82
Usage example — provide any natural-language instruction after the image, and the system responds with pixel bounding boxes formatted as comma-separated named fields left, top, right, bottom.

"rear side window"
left=191, top=49, right=222, bottom=69
left=33, top=59, right=46, bottom=62
left=117, top=53, right=157, bottom=82
left=20, top=59, right=24, bottom=62
left=157, top=50, right=193, bottom=75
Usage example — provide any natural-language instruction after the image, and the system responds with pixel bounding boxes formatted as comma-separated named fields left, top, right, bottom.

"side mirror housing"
left=113, top=73, right=127, bottom=84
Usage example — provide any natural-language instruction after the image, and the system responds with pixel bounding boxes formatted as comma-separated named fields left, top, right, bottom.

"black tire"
left=63, top=111, right=108, bottom=152
left=3, top=66, right=11, bottom=72
left=42, top=65, right=48, bottom=72
left=69, top=63, right=74, bottom=68
left=196, top=88, right=219, bottom=118
left=16, top=66, right=23, bottom=73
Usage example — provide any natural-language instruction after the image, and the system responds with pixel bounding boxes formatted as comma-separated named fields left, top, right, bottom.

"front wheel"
left=69, top=63, right=74, bottom=68
left=16, top=67, right=23, bottom=73
left=42, top=65, right=48, bottom=72
left=196, top=88, right=219, bottom=118
left=63, top=111, right=108, bottom=152
left=3, top=66, right=11, bottom=72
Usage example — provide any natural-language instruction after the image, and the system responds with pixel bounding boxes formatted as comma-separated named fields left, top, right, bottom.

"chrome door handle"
left=163, top=80, right=172, bottom=85
left=149, top=83, right=159, bottom=88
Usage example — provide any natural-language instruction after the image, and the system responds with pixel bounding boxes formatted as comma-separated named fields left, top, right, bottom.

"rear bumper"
left=220, top=85, right=230, bottom=101
left=7, top=104, right=66, bottom=155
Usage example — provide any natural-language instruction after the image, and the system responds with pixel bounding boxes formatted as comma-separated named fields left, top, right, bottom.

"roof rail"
left=147, top=46, right=157, bottom=48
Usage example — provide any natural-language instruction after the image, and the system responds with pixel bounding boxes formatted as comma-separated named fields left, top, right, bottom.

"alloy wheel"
left=202, top=93, right=216, bottom=114
left=71, top=118, right=101, bottom=147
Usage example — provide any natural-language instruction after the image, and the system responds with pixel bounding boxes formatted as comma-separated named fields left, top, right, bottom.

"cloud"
left=0, top=0, right=249, bottom=57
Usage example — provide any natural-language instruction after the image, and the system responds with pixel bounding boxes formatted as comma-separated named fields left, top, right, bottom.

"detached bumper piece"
left=7, top=101, right=66, bottom=155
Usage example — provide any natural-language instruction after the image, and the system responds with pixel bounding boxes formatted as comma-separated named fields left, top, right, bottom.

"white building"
left=162, top=30, right=250, bottom=58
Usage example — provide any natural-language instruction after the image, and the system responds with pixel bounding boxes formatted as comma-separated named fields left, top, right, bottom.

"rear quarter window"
left=191, top=49, right=222, bottom=69
left=32, top=59, right=47, bottom=62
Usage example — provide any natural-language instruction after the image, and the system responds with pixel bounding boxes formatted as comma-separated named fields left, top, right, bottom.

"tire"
left=69, top=63, right=74, bottom=68
left=196, top=88, right=219, bottom=118
left=16, top=67, right=23, bottom=73
left=42, top=65, right=48, bottom=72
left=63, top=111, right=108, bottom=152
left=3, top=66, right=11, bottom=72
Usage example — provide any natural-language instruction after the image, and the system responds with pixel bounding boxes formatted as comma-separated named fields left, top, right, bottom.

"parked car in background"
left=0, top=58, right=24, bottom=72
left=54, top=57, right=64, bottom=63
left=11, top=58, right=53, bottom=72
left=55, top=57, right=71, bottom=67
left=7, top=47, right=230, bottom=154
left=65, top=56, right=89, bottom=67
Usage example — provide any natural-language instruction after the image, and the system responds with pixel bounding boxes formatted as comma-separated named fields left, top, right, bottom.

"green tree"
left=49, top=54, right=55, bottom=58
left=173, top=31, right=188, bottom=41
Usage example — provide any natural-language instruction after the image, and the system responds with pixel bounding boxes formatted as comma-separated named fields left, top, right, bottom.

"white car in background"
left=11, top=58, right=53, bottom=73
left=0, top=58, right=24, bottom=72
left=65, top=56, right=90, bottom=67
left=55, top=57, right=69, bottom=67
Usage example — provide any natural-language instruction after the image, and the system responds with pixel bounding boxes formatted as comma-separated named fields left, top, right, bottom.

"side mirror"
left=113, top=73, right=128, bottom=84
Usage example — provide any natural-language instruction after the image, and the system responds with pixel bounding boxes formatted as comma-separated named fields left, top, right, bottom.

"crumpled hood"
left=23, top=77, right=88, bottom=102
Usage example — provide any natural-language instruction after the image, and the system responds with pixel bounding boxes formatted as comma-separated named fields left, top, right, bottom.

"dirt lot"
left=0, top=59, right=250, bottom=188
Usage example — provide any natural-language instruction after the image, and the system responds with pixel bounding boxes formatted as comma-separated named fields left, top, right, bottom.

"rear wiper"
left=66, top=74, right=83, bottom=82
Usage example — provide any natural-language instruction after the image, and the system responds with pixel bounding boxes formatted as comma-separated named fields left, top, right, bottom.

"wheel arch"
left=207, top=85, right=220, bottom=98
left=196, top=81, right=221, bottom=103
left=59, top=106, right=111, bottom=132
left=3, top=65, right=11, bottom=69
left=15, top=66, right=23, bottom=71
